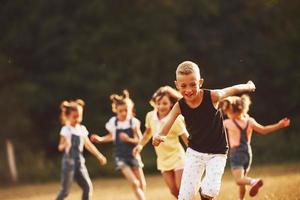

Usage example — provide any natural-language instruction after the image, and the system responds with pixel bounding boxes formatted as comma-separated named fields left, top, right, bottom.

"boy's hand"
left=133, top=144, right=143, bottom=157
left=247, top=81, right=256, bottom=92
left=98, top=155, right=107, bottom=166
left=90, top=134, right=103, bottom=143
left=152, top=134, right=166, bottom=146
left=119, top=132, right=130, bottom=142
left=278, top=118, right=290, bottom=128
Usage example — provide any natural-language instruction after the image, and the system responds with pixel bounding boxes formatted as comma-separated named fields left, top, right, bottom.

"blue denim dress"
left=113, top=118, right=140, bottom=170
left=229, top=120, right=252, bottom=172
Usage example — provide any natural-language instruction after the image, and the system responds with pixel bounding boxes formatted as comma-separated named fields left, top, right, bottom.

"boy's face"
left=175, top=73, right=203, bottom=102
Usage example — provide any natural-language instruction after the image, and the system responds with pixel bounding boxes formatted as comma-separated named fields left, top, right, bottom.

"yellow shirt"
left=145, top=111, right=187, bottom=171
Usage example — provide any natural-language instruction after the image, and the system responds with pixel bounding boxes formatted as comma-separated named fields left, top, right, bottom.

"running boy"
left=220, top=95, right=290, bottom=200
left=153, top=61, right=256, bottom=200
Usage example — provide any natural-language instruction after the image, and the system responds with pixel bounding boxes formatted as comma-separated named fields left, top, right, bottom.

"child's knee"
left=235, top=178, right=245, bottom=186
left=131, top=179, right=141, bottom=189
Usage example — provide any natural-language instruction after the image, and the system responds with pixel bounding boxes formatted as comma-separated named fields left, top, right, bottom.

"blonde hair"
left=75, top=99, right=85, bottom=107
left=220, top=95, right=252, bottom=117
left=60, top=101, right=79, bottom=125
left=150, top=86, right=182, bottom=108
left=176, top=61, right=201, bottom=79
left=110, top=90, right=135, bottom=115
left=59, top=99, right=85, bottom=125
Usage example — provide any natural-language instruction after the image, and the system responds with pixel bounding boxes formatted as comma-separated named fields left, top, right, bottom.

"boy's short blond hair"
left=176, top=61, right=201, bottom=79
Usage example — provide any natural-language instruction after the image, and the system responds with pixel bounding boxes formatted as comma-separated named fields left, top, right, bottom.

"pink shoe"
left=249, top=179, right=263, bottom=197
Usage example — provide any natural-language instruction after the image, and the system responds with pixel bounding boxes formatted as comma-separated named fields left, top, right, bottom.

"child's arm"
left=90, top=132, right=113, bottom=143
left=84, top=136, right=107, bottom=166
left=180, top=132, right=189, bottom=147
left=58, top=136, right=68, bottom=152
left=211, top=81, right=256, bottom=104
left=252, top=117, right=290, bottom=135
left=120, top=125, right=141, bottom=145
left=133, top=128, right=153, bottom=156
left=153, top=103, right=181, bottom=146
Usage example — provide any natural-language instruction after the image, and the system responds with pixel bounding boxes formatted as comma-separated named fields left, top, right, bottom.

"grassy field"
left=1, top=163, right=299, bottom=200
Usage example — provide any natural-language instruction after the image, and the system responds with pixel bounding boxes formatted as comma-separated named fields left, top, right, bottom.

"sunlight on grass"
left=1, top=163, right=299, bottom=200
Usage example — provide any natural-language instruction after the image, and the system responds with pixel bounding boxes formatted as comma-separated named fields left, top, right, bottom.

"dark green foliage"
left=0, top=0, right=299, bottom=183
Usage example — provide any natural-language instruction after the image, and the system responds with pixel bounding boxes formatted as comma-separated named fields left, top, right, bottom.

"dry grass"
left=1, top=163, right=299, bottom=200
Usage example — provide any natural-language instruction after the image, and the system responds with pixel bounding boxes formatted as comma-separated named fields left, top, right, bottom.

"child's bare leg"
left=174, top=169, right=184, bottom=196
left=132, top=167, right=147, bottom=191
left=232, top=169, right=251, bottom=200
left=231, top=168, right=252, bottom=185
left=121, top=167, right=146, bottom=200
left=239, top=185, right=246, bottom=200
left=162, top=170, right=178, bottom=198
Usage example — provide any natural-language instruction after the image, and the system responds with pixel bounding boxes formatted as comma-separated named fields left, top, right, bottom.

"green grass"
left=1, top=163, right=299, bottom=200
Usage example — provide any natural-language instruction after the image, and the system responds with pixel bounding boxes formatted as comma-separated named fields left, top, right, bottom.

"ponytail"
left=59, top=100, right=78, bottom=125
left=110, top=89, right=135, bottom=115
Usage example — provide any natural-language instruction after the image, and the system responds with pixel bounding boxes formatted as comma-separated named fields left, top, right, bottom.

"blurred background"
left=0, top=0, right=299, bottom=186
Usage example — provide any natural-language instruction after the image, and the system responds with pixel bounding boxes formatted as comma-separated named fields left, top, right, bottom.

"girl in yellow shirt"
left=133, top=86, right=189, bottom=198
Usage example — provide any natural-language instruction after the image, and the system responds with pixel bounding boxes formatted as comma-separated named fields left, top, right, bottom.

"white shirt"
left=105, top=116, right=140, bottom=140
left=60, top=124, right=89, bottom=153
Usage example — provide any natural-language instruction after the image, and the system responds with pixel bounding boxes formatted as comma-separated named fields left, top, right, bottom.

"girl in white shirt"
left=91, top=90, right=146, bottom=200
left=56, top=100, right=106, bottom=200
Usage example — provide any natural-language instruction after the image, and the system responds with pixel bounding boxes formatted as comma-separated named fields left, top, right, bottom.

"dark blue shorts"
left=229, top=148, right=252, bottom=173
left=114, top=157, right=143, bottom=170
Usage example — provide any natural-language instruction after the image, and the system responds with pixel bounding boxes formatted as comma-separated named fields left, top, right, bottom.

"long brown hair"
left=150, top=86, right=182, bottom=108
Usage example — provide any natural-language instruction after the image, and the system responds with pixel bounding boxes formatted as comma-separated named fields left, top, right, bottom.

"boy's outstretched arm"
left=211, top=81, right=256, bottom=103
left=252, top=117, right=290, bottom=135
left=153, top=102, right=181, bottom=146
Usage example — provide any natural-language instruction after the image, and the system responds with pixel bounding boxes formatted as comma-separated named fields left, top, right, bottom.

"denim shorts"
left=229, top=148, right=252, bottom=172
left=114, top=157, right=143, bottom=170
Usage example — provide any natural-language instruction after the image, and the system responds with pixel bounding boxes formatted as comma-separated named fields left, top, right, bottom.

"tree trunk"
left=6, top=139, right=18, bottom=182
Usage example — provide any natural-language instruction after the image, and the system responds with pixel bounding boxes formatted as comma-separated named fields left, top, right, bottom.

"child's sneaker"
left=249, top=179, right=263, bottom=197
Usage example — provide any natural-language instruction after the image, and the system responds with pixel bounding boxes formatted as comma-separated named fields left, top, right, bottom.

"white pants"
left=178, top=148, right=227, bottom=200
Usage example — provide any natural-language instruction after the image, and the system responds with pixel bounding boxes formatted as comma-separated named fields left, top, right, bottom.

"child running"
left=220, top=95, right=290, bottom=200
left=90, top=90, right=146, bottom=200
left=56, top=100, right=107, bottom=200
left=133, top=86, right=189, bottom=198
left=153, top=61, right=256, bottom=200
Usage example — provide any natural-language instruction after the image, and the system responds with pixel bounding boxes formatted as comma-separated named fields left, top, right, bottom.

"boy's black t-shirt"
left=179, top=89, right=228, bottom=154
